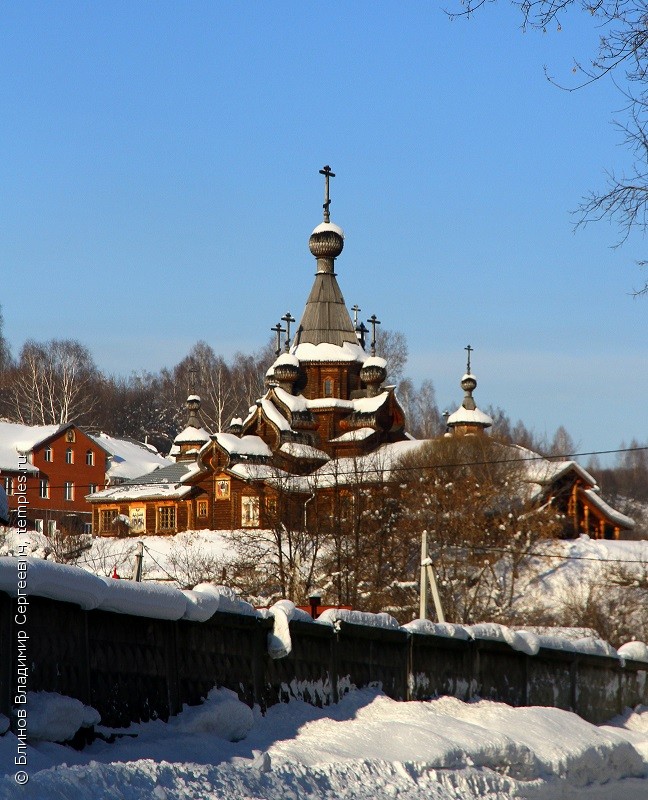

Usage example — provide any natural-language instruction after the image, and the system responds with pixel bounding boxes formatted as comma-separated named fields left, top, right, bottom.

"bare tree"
left=375, top=329, right=408, bottom=384
left=451, top=0, right=648, bottom=286
left=12, top=339, right=99, bottom=425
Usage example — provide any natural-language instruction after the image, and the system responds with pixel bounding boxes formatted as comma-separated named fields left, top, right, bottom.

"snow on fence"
left=0, top=567, right=646, bottom=729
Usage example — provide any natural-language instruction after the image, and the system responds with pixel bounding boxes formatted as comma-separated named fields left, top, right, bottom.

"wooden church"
left=88, top=168, right=634, bottom=541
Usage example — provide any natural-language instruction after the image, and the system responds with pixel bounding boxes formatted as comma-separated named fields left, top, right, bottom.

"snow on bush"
left=172, top=687, right=253, bottom=742
left=26, top=691, right=100, bottom=742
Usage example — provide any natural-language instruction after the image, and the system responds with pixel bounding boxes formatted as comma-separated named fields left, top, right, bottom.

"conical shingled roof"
left=294, top=266, right=359, bottom=348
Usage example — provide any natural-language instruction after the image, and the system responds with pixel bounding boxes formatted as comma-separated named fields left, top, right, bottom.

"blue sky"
left=1, top=2, right=645, bottom=459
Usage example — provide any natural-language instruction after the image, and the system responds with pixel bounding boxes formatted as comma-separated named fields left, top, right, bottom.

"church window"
left=197, top=500, right=208, bottom=517
left=157, top=505, right=176, bottom=531
left=65, top=448, right=74, bottom=464
left=324, top=379, right=333, bottom=396
left=86, top=449, right=94, bottom=466
left=241, top=496, right=259, bottom=527
left=44, top=447, right=52, bottom=462
left=100, top=509, right=118, bottom=532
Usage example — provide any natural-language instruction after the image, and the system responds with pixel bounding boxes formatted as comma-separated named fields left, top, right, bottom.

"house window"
left=157, top=505, right=176, bottom=531
left=4, top=477, right=13, bottom=496
left=83, top=522, right=92, bottom=535
left=64, top=482, right=74, bottom=501
left=197, top=500, right=208, bottom=518
left=47, top=520, right=56, bottom=536
left=265, top=497, right=277, bottom=518
left=86, top=449, right=94, bottom=466
left=34, top=519, right=44, bottom=534
left=100, top=509, right=118, bottom=532
left=324, top=379, right=333, bottom=397
left=39, top=479, right=49, bottom=499
left=44, top=447, right=52, bottom=462
left=88, top=484, right=98, bottom=494
left=65, top=448, right=74, bottom=464
left=241, top=496, right=259, bottom=528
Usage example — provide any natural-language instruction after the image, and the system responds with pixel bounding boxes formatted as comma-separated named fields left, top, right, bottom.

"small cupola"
left=272, top=352, right=300, bottom=394
left=446, top=346, right=493, bottom=436
left=171, top=394, right=211, bottom=461
left=360, top=356, right=387, bottom=398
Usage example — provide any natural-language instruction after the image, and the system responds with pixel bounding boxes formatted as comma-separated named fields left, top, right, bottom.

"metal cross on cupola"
left=319, top=165, right=335, bottom=223
left=282, top=312, right=295, bottom=351
left=271, top=322, right=286, bottom=356
left=368, top=314, right=381, bottom=356
left=465, top=344, right=474, bottom=375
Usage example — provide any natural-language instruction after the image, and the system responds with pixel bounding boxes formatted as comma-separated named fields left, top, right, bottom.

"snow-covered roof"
left=213, top=432, right=273, bottom=459
left=173, top=425, right=211, bottom=445
left=90, top=432, right=172, bottom=481
left=279, top=442, right=330, bottom=461
left=446, top=406, right=493, bottom=427
left=330, top=427, right=376, bottom=443
left=291, top=341, right=367, bottom=363
left=581, top=487, right=635, bottom=529
left=0, top=421, right=61, bottom=472
left=272, top=387, right=309, bottom=413
left=88, top=481, right=194, bottom=503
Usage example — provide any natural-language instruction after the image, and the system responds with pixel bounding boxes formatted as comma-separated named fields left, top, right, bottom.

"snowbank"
left=1, top=688, right=647, bottom=799
left=26, top=692, right=100, bottom=742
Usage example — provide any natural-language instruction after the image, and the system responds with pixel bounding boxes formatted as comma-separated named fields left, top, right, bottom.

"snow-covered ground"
left=0, top=687, right=647, bottom=799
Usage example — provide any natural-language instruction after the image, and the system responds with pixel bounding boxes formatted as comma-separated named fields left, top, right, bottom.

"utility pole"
left=419, top=530, right=445, bottom=622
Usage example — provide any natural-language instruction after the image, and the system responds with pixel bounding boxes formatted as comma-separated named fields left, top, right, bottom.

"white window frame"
left=64, top=482, right=74, bottom=501
left=39, top=479, right=49, bottom=499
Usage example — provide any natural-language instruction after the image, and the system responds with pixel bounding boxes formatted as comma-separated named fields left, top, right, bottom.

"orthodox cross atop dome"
left=282, top=312, right=296, bottom=352
left=271, top=321, right=286, bottom=356
left=368, top=314, right=381, bottom=356
left=465, top=344, right=474, bottom=375
left=319, top=165, right=335, bottom=223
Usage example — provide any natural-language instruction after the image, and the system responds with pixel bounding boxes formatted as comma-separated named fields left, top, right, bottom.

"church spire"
left=292, top=166, right=360, bottom=351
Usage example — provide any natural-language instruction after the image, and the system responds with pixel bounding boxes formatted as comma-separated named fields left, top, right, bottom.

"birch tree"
left=12, top=339, right=99, bottom=425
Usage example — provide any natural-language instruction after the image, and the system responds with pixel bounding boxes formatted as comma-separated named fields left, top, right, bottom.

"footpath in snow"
left=0, top=687, right=647, bottom=799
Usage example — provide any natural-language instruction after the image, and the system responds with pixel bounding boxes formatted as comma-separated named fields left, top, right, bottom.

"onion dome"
left=228, top=417, right=243, bottom=436
left=361, top=356, right=387, bottom=398
left=309, top=221, right=344, bottom=260
left=272, top=352, right=300, bottom=393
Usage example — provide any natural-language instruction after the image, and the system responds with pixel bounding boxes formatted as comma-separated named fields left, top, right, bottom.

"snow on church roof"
left=446, top=406, right=493, bottom=427
left=292, top=341, right=367, bottom=363
left=173, top=425, right=211, bottom=445
left=279, top=441, right=329, bottom=461
left=213, top=432, right=273, bottom=458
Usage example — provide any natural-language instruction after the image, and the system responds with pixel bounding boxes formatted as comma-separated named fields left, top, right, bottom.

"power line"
left=435, top=542, right=648, bottom=565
